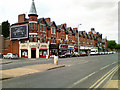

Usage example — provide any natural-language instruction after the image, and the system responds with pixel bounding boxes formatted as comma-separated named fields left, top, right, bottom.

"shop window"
left=21, top=50, right=28, bottom=58
left=39, top=50, right=47, bottom=57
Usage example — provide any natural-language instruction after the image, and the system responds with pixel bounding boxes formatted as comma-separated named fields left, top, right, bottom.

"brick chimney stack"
left=18, top=14, right=25, bottom=23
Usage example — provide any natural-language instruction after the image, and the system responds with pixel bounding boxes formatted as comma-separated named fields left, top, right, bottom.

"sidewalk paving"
left=1, top=64, right=65, bottom=80
left=0, top=59, right=13, bottom=65
left=104, top=66, right=120, bottom=89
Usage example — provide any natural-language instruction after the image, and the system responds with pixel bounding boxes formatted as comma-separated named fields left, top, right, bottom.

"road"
left=2, top=53, right=119, bottom=89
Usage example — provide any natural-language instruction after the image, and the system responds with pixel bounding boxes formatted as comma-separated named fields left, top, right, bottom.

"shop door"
left=31, top=50, right=36, bottom=58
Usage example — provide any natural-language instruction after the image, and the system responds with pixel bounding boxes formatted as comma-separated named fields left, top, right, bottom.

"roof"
left=38, top=18, right=48, bottom=25
left=28, top=0, right=38, bottom=16
left=47, top=21, right=57, bottom=28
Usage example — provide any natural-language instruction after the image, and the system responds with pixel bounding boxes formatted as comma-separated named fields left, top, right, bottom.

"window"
left=54, top=38, right=56, bottom=43
left=51, top=37, right=53, bottom=43
left=29, top=35, right=31, bottom=42
left=32, top=35, right=34, bottom=42
left=36, top=35, right=38, bottom=42
left=21, top=50, right=28, bottom=58
left=32, top=23, right=34, bottom=30
left=51, top=27, right=55, bottom=34
left=43, top=25, right=45, bottom=32
left=44, top=36, right=46, bottom=43
left=35, top=24, right=37, bottom=30
left=61, top=29, right=64, bottom=36
left=40, top=24, right=42, bottom=32
left=40, top=35, right=42, bottom=43
left=30, top=23, right=32, bottom=30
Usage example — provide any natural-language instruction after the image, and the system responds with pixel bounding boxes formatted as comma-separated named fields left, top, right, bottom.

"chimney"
left=62, top=23, right=67, bottom=28
left=45, top=18, right=51, bottom=23
left=18, top=14, right=25, bottom=23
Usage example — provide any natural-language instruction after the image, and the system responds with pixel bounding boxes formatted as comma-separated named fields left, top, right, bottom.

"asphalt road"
left=2, top=53, right=119, bottom=89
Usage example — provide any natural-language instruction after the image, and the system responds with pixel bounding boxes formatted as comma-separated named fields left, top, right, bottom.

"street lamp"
left=78, top=24, right=82, bottom=55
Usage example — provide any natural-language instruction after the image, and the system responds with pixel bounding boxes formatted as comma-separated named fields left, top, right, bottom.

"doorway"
left=31, top=49, right=36, bottom=58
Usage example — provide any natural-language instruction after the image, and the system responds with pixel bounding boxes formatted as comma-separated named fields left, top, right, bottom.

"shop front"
left=67, top=45, right=74, bottom=54
left=19, top=43, right=28, bottom=58
left=59, top=44, right=68, bottom=55
left=49, top=44, right=59, bottom=57
left=74, top=45, right=78, bottom=52
left=39, top=43, right=49, bottom=58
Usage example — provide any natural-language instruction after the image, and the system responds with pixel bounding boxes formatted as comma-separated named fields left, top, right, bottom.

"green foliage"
left=2, top=20, right=10, bottom=38
left=115, top=44, right=120, bottom=49
left=107, top=40, right=117, bottom=49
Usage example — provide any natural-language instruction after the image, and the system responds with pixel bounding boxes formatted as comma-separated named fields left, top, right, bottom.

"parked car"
left=80, top=51, right=87, bottom=56
left=101, top=52, right=105, bottom=55
left=73, top=52, right=80, bottom=57
left=59, top=53, right=66, bottom=58
left=65, top=52, right=73, bottom=57
left=3, top=53, right=18, bottom=59
left=104, top=52, right=108, bottom=55
left=0, top=53, right=3, bottom=58
left=90, top=51, right=99, bottom=55
left=98, top=52, right=102, bottom=55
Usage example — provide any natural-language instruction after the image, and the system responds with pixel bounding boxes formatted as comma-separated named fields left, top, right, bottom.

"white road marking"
left=68, top=72, right=96, bottom=88
left=100, top=65, right=110, bottom=70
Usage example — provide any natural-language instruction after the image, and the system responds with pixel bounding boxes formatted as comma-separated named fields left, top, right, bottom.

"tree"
left=2, top=20, right=10, bottom=38
left=107, top=40, right=117, bottom=49
left=115, top=44, right=120, bottom=49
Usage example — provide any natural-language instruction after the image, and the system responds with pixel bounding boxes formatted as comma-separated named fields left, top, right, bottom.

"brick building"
left=2, top=0, right=107, bottom=58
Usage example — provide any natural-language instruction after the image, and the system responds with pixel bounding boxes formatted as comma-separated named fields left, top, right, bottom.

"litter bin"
left=54, top=55, right=58, bottom=65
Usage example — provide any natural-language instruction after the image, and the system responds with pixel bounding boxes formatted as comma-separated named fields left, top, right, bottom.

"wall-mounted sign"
left=49, top=44, right=59, bottom=49
left=10, top=24, right=28, bottom=40
left=40, top=44, right=48, bottom=48
left=59, top=44, right=68, bottom=50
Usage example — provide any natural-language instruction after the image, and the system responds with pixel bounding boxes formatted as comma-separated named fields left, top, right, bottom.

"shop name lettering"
left=41, top=45, right=47, bottom=48
left=60, top=45, right=68, bottom=48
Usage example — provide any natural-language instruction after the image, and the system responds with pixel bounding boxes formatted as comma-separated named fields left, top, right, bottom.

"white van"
left=90, top=49, right=98, bottom=55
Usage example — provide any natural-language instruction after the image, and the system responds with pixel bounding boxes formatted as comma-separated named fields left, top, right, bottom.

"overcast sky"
left=0, top=0, right=119, bottom=43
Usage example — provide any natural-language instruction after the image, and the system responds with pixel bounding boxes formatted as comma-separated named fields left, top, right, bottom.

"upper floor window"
left=40, top=24, right=46, bottom=32
left=32, top=23, right=34, bottom=30
left=40, top=35, right=42, bottom=43
left=51, top=27, right=55, bottom=34
left=61, top=29, right=64, bottom=36
left=51, top=37, right=53, bottom=43
left=40, top=24, right=42, bottom=32
left=44, top=36, right=46, bottom=43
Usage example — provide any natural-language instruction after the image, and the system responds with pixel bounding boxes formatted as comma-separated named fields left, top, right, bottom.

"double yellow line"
left=89, top=65, right=119, bottom=89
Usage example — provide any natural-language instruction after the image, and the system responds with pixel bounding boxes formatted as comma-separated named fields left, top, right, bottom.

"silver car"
left=3, top=53, right=18, bottom=59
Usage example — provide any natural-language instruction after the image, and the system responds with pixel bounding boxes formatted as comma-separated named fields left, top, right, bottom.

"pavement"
left=104, top=65, right=120, bottom=89
left=1, top=63, right=65, bottom=80
left=0, top=59, right=13, bottom=65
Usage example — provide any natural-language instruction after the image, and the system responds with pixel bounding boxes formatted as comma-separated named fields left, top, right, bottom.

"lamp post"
left=78, top=24, right=82, bottom=55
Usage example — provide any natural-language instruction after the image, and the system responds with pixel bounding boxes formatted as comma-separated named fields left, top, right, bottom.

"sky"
left=0, top=0, right=119, bottom=43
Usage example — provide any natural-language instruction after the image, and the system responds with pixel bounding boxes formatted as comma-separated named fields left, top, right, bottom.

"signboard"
left=59, top=44, right=68, bottom=50
left=49, top=44, right=59, bottom=49
left=10, top=24, right=28, bottom=40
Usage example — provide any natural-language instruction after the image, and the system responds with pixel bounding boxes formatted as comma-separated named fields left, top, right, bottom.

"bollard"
left=46, top=55, right=49, bottom=60
left=54, top=55, right=58, bottom=65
